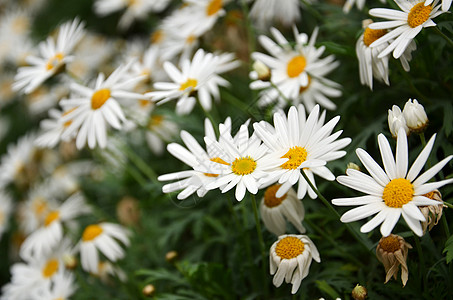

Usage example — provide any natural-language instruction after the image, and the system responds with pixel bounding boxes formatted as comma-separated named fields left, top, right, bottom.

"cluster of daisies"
left=0, top=0, right=451, bottom=297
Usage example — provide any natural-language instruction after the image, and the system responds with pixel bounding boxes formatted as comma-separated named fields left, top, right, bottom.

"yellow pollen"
left=179, top=78, right=198, bottom=92
left=45, top=53, right=64, bottom=71
left=186, top=35, right=196, bottom=44
left=382, top=178, right=414, bottom=208
left=150, top=115, right=164, bottom=127
left=263, top=184, right=287, bottom=208
left=33, top=197, right=48, bottom=217
left=206, top=0, right=222, bottom=16
left=42, top=259, right=59, bottom=278
left=91, top=88, right=111, bottom=110
left=82, top=224, right=103, bottom=242
left=139, top=99, right=151, bottom=108
left=407, top=3, right=432, bottom=28
left=286, top=55, right=306, bottom=78
left=62, top=107, right=77, bottom=128
left=423, top=191, right=438, bottom=200
left=299, top=76, right=312, bottom=94
left=151, top=30, right=164, bottom=44
left=363, top=27, right=387, bottom=47
left=281, top=146, right=307, bottom=170
left=204, top=157, right=230, bottom=177
left=44, top=211, right=60, bottom=227
left=231, top=156, right=257, bottom=175
left=379, top=235, right=400, bottom=253
left=275, top=236, right=305, bottom=259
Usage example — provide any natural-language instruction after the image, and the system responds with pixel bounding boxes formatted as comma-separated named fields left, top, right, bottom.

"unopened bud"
left=165, top=250, right=178, bottom=263
left=402, top=99, right=428, bottom=133
left=252, top=60, right=271, bottom=81
left=352, top=284, right=368, bottom=300
left=388, top=105, right=409, bottom=138
left=347, top=162, right=361, bottom=172
left=116, top=196, right=141, bottom=226
left=63, top=254, right=77, bottom=270
left=142, top=284, right=156, bottom=297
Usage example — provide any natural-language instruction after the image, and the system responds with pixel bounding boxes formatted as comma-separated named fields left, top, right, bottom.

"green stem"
left=200, top=104, right=219, bottom=137
left=414, top=235, right=427, bottom=292
left=434, top=26, right=453, bottom=48
left=240, top=0, right=256, bottom=56
left=443, top=201, right=453, bottom=210
left=299, top=0, right=324, bottom=22
left=122, top=144, right=158, bottom=184
left=441, top=214, right=450, bottom=236
left=300, top=171, right=374, bottom=251
left=270, top=81, right=291, bottom=104
left=250, top=193, right=269, bottom=297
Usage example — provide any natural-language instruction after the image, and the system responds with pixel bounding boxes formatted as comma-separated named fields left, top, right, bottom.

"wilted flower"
left=376, top=234, right=412, bottom=286
left=402, top=99, right=428, bottom=133
left=270, top=234, right=320, bottom=294
left=352, top=284, right=368, bottom=300
left=260, top=184, right=305, bottom=236
left=420, top=190, right=445, bottom=233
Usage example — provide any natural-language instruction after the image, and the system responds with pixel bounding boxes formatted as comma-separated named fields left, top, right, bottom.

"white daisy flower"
left=249, top=0, right=303, bottom=29
left=20, top=192, right=91, bottom=260
left=79, top=222, right=131, bottom=274
left=270, top=234, right=320, bottom=294
left=251, top=27, right=340, bottom=111
left=0, top=191, right=13, bottom=241
left=31, top=271, right=77, bottom=300
left=145, top=113, right=179, bottom=156
left=182, top=0, right=227, bottom=34
left=368, top=0, right=444, bottom=59
left=388, top=105, right=409, bottom=138
left=158, top=118, right=231, bottom=199
left=203, top=122, right=286, bottom=201
left=60, top=60, right=147, bottom=149
left=35, top=107, right=77, bottom=148
left=0, top=134, right=35, bottom=188
left=260, top=185, right=306, bottom=236
left=332, top=127, right=453, bottom=237
left=147, top=49, right=237, bottom=114
left=13, top=18, right=85, bottom=94
left=253, top=104, right=351, bottom=199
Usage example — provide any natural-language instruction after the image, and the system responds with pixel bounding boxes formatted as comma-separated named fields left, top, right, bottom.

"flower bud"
left=142, top=284, right=156, bottom=297
left=346, top=162, right=361, bottom=172
left=352, top=284, right=368, bottom=300
left=388, top=105, right=409, bottom=138
left=165, top=250, right=178, bottom=263
left=402, top=99, right=428, bottom=133
left=252, top=60, right=271, bottom=81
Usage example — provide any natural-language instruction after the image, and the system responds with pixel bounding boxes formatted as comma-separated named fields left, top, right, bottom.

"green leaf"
left=315, top=280, right=341, bottom=299
left=442, top=103, right=453, bottom=137
left=443, top=235, right=453, bottom=264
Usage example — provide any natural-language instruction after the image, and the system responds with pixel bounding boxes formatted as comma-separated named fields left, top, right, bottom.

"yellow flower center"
left=62, top=107, right=77, bottom=127
left=281, top=146, right=307, bottom=170
left=231, top=156, right=257, bottom=175
left=12, top=17, right=29, bottom=34
left=206, top=0, right=222, bottom=16
left=275, top=236, right=305, bottom=259
left=150, top=115, right=164, bottom=127
left=408, top=3, right=432, bottom=28
left=204, top=157, right=230, bottom=177
left=382, top=178, right=414, bottom=208
left=82, top=224, right=103, bottom=242
left=91, top=88, right=111, bottom=110
left=379, top=235, right=400, bottom=253
left=45, top=53, right=64, bottom=71
left=42, top=259, right=59, bottom=278
left=33, top=197, right=48, bottom=217
left=286, top=55, right=306, bottom=78
left=263, top=184, right=287, bottom=208
left=151, top=30, right=164, bottom=44
left=44, top=211, right=60, bottom=227
left=407, top=2, right=433, bottom=28
left=363, top=27, right=387, bottom=47
left=186, top=35, right=197, bottom=45
left=179, top=78, right=198, bottom=92
left=299, top=76, right=311, bottom=94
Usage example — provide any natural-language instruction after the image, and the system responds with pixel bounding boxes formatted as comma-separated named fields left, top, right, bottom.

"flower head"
left=332, top=128, right=453, bottom=237
left=270, top=234, right=320, bottom=294
left=402, top=99, right=428, bottom=133
left=388, top=105, right=409, bottom=138
left=376, top=234, right=412, bottom=286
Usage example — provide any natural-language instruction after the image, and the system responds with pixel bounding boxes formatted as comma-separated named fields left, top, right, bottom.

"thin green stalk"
left=300, top=171, right=374, bottom=251
left=434, top=26, right=453, bottom=48
left=122, top=144, right=158, bottom=184
left=200, top=104, right=219, bottom=137
left=414, top=235, right=427, bottom=292
left=270, top=81, right=291, bottom=104
left=299, top=0, right=324, bottom=22
left=126, top=165, right=148, bottom=187
left=240, top=0, right=256, bottom=56
left=250, top=193, right=269, bottom=297
left=444, top=201, right=453, bottom=210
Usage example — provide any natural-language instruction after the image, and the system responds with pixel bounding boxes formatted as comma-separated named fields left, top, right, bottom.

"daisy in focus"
left=269, top=234, right=320, bottom=294
left=13, top=18, right=85, bottom=94
left=59, top=60, right=147, bottom=149
left=254, top=104, right=351, bottom=199
left=79, top=222, right=131, bottom=274
left=332, top=127, right=453, bottom=237
left=368, top=0, right=444, bottom=59
left=147, top=49, right=238, bottom=115
left=250, top=27, right=341, bottom=111
left=260, top=184, right=306, bottom=236
left=203, top=122, right=286, bottom=201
